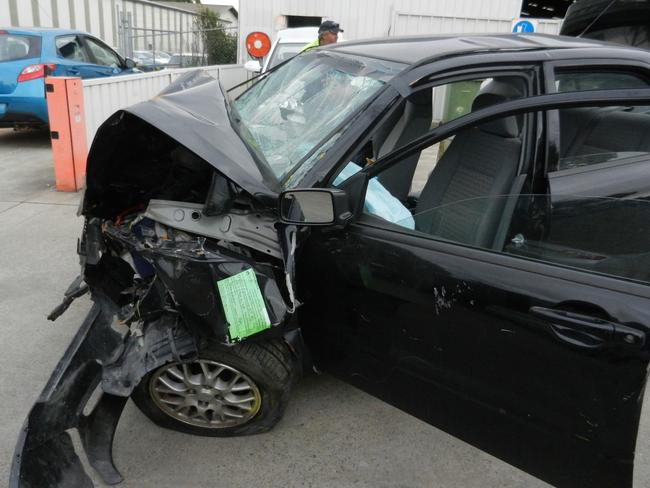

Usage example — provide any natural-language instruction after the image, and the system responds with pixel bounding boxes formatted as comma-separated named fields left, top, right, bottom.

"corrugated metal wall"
left=237, top=0, right=546, bottom=62
left=0, top=0, right=197, bottom=52
left=82, top=64, right=247, bottom=146
left=392, top=13, right=561, bottom=36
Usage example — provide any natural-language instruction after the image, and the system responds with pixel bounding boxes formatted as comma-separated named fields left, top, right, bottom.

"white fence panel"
left=536, top=20, right=563, bottom=35
left=82, top=65, right=248, bottom=147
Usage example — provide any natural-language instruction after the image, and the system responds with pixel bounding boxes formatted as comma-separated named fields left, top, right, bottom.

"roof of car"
left=2, top=27, right=85, bottom=36
left=325, top=33, right=643, bottom=65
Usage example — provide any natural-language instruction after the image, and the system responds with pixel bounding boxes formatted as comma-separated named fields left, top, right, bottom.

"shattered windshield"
left=233, top=51, right=404, bottom=186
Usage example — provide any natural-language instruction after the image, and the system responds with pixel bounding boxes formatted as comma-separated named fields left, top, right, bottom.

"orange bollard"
left=45, top=77, right=87, bottom=192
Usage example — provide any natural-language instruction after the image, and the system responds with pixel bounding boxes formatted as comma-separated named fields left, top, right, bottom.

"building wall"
left=0, top=0, right=199, bottom=53
left=217, top=9, right=238, bottom=28
left=237, top=0, right=560, bottom=62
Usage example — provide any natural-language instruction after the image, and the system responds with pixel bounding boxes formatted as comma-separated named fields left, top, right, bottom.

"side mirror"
left=244, top=60, right=262, bottom=73
left=279, top=189, right=352, bottom=226
left=124, top=58, right=136, bottom=69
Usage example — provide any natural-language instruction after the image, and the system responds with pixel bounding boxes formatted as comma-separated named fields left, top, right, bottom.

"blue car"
left=0, top=27, right=136, bottom=128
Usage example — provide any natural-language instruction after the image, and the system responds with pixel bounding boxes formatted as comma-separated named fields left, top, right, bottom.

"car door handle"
left=529, top=306, right=645, bottom=350
left=68, top=68, right=80, bottom=76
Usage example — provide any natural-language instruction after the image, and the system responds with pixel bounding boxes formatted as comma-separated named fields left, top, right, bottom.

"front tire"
left=131, top=340, right=294, bottom=436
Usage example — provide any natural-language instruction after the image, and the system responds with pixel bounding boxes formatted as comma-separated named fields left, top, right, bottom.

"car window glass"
left=56, top=35, right=89, bottom=62
left=84, top=37, right=121, bottom=68
left=555, top=70, right=650, bottom=92
left=353, top=109, right=527, bottom=244
left=554, top=69, right=650, bottom=171
left=0, top=34, right=41, bottom=62
left=334, top=76, right=527, bottom=189
left=505, top=191, right=650, bottom=284
left=351, top=104, right=650, bottom=285
left=234, top=52, right=404, bottom=184
left=558, top=105, right=650, bottom=170
left=341, top=76, right=527, bottom=174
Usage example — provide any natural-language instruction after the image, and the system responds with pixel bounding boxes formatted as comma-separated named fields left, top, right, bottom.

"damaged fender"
left=11, top=212, right=300, bottom=487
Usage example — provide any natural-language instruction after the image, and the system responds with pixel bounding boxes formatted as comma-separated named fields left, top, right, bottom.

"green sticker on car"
left=216, top=268, right=271, bottom=341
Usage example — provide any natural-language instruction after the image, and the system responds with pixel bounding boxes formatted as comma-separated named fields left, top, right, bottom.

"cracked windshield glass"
left=233, top=51, right=403, bottom=185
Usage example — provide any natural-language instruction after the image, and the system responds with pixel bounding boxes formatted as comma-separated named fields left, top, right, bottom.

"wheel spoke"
left=167, top=366, right=184, bottom=381
left=213, top=377, right=229, bottom=391
left=199, top=361, right=213, bottom=383
left=158, top=395, right=184, bottom=406
left=224, top=393, right=255, bottom=405
left=157, top=376, right=187, bottom=393
left=223, top=408, right=245, bottom=419
left=227, top=374, right=242, bottom=389
left=181, top=363, right=194, bottom=385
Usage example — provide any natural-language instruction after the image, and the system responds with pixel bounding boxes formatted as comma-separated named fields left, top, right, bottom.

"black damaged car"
left=11, top=33, right=650, bottom=488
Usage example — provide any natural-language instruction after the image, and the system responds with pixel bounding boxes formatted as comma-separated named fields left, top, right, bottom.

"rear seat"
left=559, top=107, right=650, bottom=163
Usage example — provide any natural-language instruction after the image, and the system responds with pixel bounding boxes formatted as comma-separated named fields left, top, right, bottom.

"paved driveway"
left=1, top=128, right=648, bottom=487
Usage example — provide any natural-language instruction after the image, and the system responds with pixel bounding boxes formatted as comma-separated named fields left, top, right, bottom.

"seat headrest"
left=471, top=92, right=520, bottom=138
left=8, top=43, right=28, bottom=59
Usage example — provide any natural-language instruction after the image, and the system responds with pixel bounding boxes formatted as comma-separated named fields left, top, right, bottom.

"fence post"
left=126, top=12, right=133, bottom=57
left=179, top=24, right=184, bottom=67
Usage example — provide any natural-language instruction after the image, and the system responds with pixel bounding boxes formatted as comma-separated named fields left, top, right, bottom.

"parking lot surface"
left=1, top=127, right=649, bottom=487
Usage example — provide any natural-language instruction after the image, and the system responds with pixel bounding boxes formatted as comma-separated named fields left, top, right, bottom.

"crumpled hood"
left=88, top=70, right=280, bottom=205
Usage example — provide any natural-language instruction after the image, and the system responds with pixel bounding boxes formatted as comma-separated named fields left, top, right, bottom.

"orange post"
left=45, top=77, right=87, bottom=192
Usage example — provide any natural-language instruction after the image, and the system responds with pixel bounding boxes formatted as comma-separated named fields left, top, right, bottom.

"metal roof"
left=2, top=27, right=84, bottom=36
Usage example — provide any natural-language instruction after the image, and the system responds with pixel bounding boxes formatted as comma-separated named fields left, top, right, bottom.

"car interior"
left=559, top=106, right=650, bottom=169
left=362, top=77, right=526, bottom=250
left=57, top=38, right=85, bottom=61
left=413, top=80, right=525, bottom=249
left=8, top=42, right=28, bottom=59
left=353, top=73, right=650, bottom=283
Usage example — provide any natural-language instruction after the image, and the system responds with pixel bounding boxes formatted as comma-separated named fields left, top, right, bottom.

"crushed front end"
left=10, top=73, right=303, bottom=487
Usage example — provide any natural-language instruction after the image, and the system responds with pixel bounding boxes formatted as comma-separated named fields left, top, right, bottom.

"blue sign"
left=513, top=20, right=535, bottom=33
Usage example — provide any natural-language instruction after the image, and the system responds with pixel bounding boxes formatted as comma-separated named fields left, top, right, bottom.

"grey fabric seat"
left=414, top=90, right=523, bottom=249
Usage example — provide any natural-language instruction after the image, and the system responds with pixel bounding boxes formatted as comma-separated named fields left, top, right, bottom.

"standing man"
left=301, top=21, right=344, bottom=52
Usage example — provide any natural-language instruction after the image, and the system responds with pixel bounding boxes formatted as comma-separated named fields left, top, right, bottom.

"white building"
left=152, top=2, right=239, bottom=30
left=0, top=0, right=237, bottom=54
left=237, top=0, right=561, bottom=63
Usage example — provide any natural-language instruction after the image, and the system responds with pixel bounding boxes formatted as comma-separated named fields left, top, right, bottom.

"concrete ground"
left=0, top=128, right=648, bottom=488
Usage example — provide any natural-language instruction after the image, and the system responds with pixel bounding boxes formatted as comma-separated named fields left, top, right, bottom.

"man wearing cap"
left=301, top=21, right=344, bottom=52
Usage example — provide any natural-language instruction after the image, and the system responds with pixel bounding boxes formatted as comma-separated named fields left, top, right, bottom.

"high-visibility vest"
left=301, top=38, right=320, bottom=52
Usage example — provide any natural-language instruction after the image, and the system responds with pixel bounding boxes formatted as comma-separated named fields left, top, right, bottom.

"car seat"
left=8, top=42, right=28, bottom=59
left=414, top=79, right=525, bottom=249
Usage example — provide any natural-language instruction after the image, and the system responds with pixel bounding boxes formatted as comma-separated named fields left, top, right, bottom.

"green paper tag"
left=216, top=268, right=271, bottom=341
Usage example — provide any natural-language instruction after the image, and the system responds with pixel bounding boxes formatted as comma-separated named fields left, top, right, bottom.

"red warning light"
left=245, top=31, right=271, bottom=59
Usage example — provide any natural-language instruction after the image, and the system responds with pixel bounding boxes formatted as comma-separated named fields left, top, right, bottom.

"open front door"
left=300, top=89, right=650, bottom=487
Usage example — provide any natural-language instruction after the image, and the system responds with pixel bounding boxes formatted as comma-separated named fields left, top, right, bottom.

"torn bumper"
left=11, top=209, right=298, bottom=487
left=11, top=302, right=123, bottom=488
left=10, top=298, right=198, bottom=488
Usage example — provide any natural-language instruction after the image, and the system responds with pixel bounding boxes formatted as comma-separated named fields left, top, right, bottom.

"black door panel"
left=300, top=225, right=650, bottom=488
